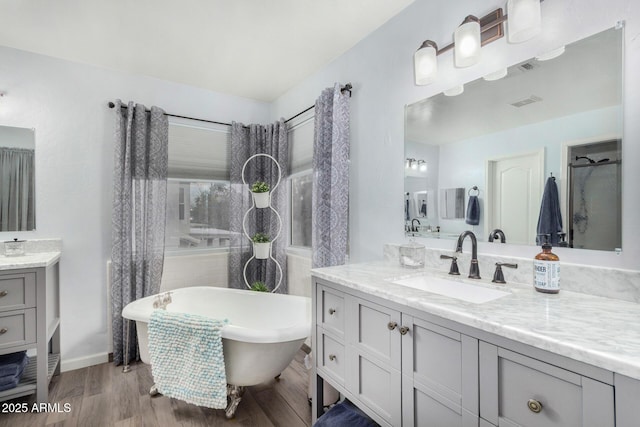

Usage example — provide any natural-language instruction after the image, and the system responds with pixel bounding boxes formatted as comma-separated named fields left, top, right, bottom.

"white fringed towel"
left=148, top=310, right=228, bottom=409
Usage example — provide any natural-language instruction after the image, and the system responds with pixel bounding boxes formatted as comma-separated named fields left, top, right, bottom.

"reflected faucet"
left=455, top=231, right=481, bottom=279
left=411, top=218, right=421, bottom=232
left=488, top=229, right=506, bottom=243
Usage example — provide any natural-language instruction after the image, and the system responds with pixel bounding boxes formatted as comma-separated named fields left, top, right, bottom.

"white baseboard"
left=61, top=352, right=110, bottom=372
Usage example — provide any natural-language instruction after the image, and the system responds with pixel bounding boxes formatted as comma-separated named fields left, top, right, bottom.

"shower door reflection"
left=568, top=140, right=621, bottom=250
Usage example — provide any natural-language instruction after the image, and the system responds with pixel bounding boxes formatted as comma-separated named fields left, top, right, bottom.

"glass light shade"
left=535, top=46, right=565, bottom=61
left=419, top=162, right=427, bottom=172
left=508, top=0, right=541, bottom=43
left=483, top=68, right=508, bottom=81
left=444, top=85, right=464, bottom=97
left=454, top=17, right=481, bottom=68
left=414, top=41, right=438, bottom=85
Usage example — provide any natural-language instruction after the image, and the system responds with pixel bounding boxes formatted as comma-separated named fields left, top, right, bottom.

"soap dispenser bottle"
left=533, top=234, right=560, bottom=294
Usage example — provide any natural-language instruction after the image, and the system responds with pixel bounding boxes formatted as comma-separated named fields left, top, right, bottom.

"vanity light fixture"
left=413, top=0, right=542, bottom=85
left=406, top=158, right=427, bottom=172
left=455, top=16, right=482, bottom=68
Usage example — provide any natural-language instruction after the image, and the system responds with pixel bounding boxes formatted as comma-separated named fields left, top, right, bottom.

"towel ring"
left=468, top=186, right=480, bottom=196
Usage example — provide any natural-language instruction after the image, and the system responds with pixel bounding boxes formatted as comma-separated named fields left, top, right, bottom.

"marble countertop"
left=311, top=261, right=640, bottom=381
left=0, top=252, right=61, bottom=270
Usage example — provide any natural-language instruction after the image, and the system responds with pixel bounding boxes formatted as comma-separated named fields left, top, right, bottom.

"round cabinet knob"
left=527, top=399, right=543, bottom=413
left=0, top=290, right=7, bottom=298
left=328, top=308, right=336, bottom=315
left=0, top=328, right=7, bottom=335
left=399, top=326, right=410, bottom=335
left=387, top=321, right=398, bottom=330
left=328, top=354, right=336, bottom=362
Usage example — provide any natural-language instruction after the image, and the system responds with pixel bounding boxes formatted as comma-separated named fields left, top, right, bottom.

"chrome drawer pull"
left=527, top=399, right=543, bottom=413
left=387, top=321, right=398, bottom=330
left=0, top=290, right=7, bottom=298
left=328, top=308, right=336, bottom=315
left=400, top=326, right=410, bottom=335
left=328, top=354, right=336, bottom=362
left=0, top=328, right=7, bottom=335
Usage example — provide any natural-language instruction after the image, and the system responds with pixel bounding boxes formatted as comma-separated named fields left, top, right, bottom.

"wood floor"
left=0, top=350, right=312, bottom=427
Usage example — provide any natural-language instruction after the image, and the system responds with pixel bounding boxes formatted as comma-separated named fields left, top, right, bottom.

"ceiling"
left=0, top=0, right=414, bottom=102
left=406, top=27, right=623, bottom=145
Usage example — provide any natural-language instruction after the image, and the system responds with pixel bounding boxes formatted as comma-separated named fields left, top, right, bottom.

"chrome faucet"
left=455, top=231, right=481, bottom=279
left=411, top=218, right=421, bottom=232
left=488, top=229, right=506, bottom=243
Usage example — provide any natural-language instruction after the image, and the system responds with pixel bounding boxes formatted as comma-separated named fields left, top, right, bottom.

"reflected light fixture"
left=483, top=68, right=508, bottom=81
left=507, top=0, right=542, bottom=43
left=413, top=1, right=542, bottom=85
left=535, top=46, right=565, bottom=61
left=406, top=158, right=427, bottom=172
left=444, top=85, right=464, bottom=97
left=455, top=16, right=481, bottom=68
left=414, top=40, right=438, bottom=85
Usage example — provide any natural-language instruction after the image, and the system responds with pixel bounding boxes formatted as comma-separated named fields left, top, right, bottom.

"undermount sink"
left=391, top=275, right=510, bottom=304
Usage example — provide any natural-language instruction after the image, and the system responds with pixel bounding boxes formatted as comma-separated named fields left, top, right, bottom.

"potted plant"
left=252, top=232, right=271, bottom=259
left=251, top=181, right=270, bottom=208
left=250, top=281, right=269, bottom=292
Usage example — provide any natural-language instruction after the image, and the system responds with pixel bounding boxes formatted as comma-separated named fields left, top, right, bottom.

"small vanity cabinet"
left=315, top=279, right=479, bottom=426
left=312, top=276, right=640, bottom=427
left=0, top=260, right=61, bottom=404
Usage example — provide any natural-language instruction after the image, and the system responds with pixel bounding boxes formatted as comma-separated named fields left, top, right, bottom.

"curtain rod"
left=107, top=83, right=353, bottom=127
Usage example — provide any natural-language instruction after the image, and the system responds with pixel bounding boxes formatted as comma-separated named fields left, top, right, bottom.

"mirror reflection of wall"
left=404, top=26, right=623, bottom=251
left=0, top=126, right=36, bottom=232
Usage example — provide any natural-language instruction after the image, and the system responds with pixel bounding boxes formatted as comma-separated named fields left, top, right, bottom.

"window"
left=288, top=112, right=314, bottom=249
left=290, top=172, right=313, bottom=247
left=165, top=121, right=231, bottom=251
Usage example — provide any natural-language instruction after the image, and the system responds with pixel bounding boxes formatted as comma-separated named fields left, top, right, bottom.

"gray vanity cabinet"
left=0, top=264, right=61, bottom=404
left=479, top=342, right=614, bottom=427
left=314, top=279, right=479, bottom=427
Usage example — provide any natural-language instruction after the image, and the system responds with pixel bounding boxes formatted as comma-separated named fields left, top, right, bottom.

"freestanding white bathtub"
left=121, top=286, right=311, bottom=417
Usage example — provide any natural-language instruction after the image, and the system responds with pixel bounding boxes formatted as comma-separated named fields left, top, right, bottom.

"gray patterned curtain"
left=312, top=83, right=350, bottom=268
left=0, top=148, right=35, bottom=231
left=111, top=100, right=168, bottom=365
left=229, top=120, right=289, bottom=293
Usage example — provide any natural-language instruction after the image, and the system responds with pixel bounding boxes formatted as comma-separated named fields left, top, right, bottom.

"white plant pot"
left=253, top=242, right=271, bottom=259
left=252, top=191, right=270, bottom=208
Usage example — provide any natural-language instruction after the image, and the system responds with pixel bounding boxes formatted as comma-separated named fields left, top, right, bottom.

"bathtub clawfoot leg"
left=149, top=384, right=160, bottom=396
left=225, top=385, right=245, bottom=419
left=274, top=373, right=281, bottom=381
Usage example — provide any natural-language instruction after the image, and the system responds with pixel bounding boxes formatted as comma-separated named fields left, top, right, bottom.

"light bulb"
left=508, top=0, right=541, bottom=43
left=414, top=41, right=438, bottom=85
left=454, top=16, right=481, bottom=68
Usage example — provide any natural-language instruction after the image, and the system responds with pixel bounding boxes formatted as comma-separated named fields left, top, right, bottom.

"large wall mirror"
left=405, top=26, right=623, bottom=251
left=0, top=125, right=36, bottom=232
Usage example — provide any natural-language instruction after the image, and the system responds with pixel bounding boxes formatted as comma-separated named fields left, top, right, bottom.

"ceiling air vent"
left=510, top=95, right=543, bottom=108
left=517, top=62, right=538, bottom=72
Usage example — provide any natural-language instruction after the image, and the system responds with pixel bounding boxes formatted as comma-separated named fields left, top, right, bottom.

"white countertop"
left=0, top=252, right=61, bottom=270
left=311, top=261, right=640, bottom=381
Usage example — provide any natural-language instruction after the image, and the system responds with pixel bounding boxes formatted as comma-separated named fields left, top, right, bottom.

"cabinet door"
left=479, top=342, right=614, bottom=427
left=316, top=284, right=345, bottom=339
left=346, top=295, right=402, bottom=426
left=402, top=314, right=479, bottom=427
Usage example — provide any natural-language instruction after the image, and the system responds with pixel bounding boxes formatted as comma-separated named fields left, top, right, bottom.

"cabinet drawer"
left=318, top=330, right=345, bottom=385
left=480, top=343, right=614, bottom=427
left=317, top=286, right=345, bottom=337
left=0, top=272, right=37, bottom=312
left=0, top=309, right=36, bottom=349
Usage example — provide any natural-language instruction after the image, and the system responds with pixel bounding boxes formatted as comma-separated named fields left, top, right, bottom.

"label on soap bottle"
left=533, top=260, right=560, bottom=291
